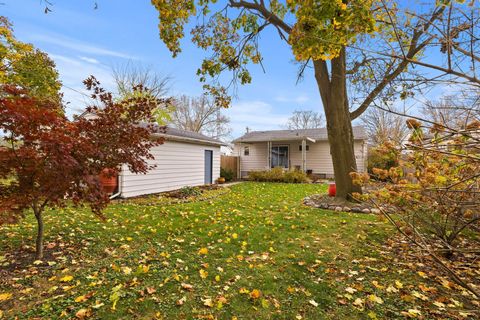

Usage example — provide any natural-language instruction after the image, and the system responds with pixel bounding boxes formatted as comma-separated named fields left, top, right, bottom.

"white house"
left=232, top=126, right=367, bottom=179
left=117, top=127, right=224, bottom=198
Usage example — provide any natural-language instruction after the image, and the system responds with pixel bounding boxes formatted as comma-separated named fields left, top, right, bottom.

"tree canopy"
left=0, top=16, right=62, bottom=103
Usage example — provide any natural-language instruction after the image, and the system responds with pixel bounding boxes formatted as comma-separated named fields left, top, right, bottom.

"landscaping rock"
left=352, top=207, right=362, bottom=213
left=362, top=208, right=371, bottom=214
left=371, top=208, right=381, bottom=214
left=334, top=206, right=343, bottom=212
left=343, top=207, right=351, bottom=212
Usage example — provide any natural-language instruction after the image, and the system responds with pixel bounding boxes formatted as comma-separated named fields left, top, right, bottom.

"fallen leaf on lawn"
left=345, top=287, right=357, bottom=294
left=199, top=269, right=208, bottom=279
left=353, top=298, right=364, bottom=309
left=75, top=295, right=88, bottom=303
left=368, top=294, right=384, bottom=304
left=145, top=287, right=156, bottom=294
left=181, top=283, right=193, bottom=291
left=198, top=247, right=208, bottom=255
left=386, top=285, right=399, bottom=293
left=59, top=275, right=73, bottom=282
left=75, top=308, right=91, bottom=319
left=121, top=267, right=132, bottom=275
left=250, top=289, right=261, bottom=299
left=309, top=299, right=319, bottom=307
left=176, top=296, right=186, bottom=306
left=0, top=293, right=12, bottom=301
left=202, top=297, right=214, bottom=307
left=395, top=280, right=403, bottom=289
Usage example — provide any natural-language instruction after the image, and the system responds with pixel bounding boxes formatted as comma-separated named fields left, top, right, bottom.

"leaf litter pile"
left=0, top=183, right=478, bottom=319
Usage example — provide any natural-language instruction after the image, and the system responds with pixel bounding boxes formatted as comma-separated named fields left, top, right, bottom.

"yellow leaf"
left=232, top=233, right=238, bottom=239
left=199, top=269, right=208, bottom=279
left=407, top=309, right=421, bottom=317
left=395, top=280, right=403, bottom=289
left=198, top=247, right=208, bottom=255
left=75, top=295, right=88, bottom=303
left=60, top=275, right=73, bottom=282
left=215, top=275, right=221, bottom=282
left=0, top=293, right=12, bottom=301
left=368, top=294, right=383, bottom=304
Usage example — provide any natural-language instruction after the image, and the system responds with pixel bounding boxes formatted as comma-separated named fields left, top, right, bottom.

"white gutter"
left=153, top=133, right=226, bottom=147
left=109, top=168, right=123, bottom=199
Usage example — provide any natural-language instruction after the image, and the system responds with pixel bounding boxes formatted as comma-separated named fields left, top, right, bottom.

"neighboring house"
left=118, top=127, right=224, bottom=198
left=220, top=144, right=233, bottom=156
left=232, top=126, right=367, bottom=179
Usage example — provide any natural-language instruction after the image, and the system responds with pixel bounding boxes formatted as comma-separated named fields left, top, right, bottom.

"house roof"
left=79, top=111, right=225, bottom=146
left=232, top=126, right=367, bottom=143
left=160, top=127, right=225, bottom=146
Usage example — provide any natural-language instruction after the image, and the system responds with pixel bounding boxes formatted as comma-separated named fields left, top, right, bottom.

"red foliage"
left=0, top=77, right=168, bottom=224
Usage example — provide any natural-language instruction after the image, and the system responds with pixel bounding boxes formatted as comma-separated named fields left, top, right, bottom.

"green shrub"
left=220, top=168, right=235, bottom=182
left=248, top=167, right=309, bottom=183
left=178, top=186, right=202, bottom=197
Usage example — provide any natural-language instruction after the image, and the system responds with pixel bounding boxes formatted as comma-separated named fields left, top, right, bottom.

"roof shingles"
left=232, top=126, right=366, bottom=143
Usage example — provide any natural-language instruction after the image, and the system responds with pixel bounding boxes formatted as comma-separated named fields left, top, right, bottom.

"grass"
left=0, top=183, right=474, bottom=319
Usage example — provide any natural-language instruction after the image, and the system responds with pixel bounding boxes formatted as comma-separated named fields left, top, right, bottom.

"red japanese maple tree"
left=0, top=77, right=168, bottom=259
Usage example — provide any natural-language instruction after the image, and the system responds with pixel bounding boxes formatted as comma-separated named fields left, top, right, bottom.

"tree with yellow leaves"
left=0, top=16, right=62, bottom=104
left=151, top=0, right=479, bottom=200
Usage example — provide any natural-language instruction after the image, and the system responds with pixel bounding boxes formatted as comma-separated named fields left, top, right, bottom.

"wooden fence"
left=220, top=155, right=239, bottom=180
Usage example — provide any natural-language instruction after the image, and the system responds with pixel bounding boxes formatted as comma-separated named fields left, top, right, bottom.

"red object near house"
left=99, top=169, right=118, bottom=194
left=328, top=183, right=336, bottom=197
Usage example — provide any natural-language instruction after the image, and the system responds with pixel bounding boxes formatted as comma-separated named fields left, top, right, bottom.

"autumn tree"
left=170, top=95, right=232, bottom=141
left=361, top=106, right=408, bottom=146
left=0, top=16, right=62, bottom=103
left=284, top=110, right=324, bottom=130
left=0, top=78, right=168, bottom=259
left=112, top=62, right=170, bottom=99
left=150, top=0, right=478, bottom=199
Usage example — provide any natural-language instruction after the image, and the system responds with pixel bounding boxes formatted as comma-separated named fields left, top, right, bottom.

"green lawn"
left=0, top=183, right=473, bottom=319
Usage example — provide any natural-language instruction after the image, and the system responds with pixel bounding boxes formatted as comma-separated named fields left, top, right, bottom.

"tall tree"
left=284, top=110, right=324, bottom=130
left=170, top=95, right=232, bottom=141
left=361, top=106, right=408, bottom=146
left=0, top=16, right=62, bottom=103
left=151, top=0, right=478, bottom=199
left=112, top=62, right=170, bottom=99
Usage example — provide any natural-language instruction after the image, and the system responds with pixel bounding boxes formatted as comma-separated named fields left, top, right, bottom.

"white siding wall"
left=121, top=140, right=220, bottom=198
left=234, top=140, right=366, bottom=177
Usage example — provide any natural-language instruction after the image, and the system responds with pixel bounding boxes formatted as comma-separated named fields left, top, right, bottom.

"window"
left=244, top=146, right=250, bottom=156
left=299, top=145, right=309, bottom=151
left=271, top=146, right=289, bottom=168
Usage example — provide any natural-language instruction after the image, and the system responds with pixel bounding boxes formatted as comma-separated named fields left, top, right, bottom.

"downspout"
left=109, top=167, right=123, bottom=199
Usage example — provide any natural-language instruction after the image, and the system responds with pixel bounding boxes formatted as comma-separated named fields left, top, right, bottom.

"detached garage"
left=117, top=127, right=224, bottom=198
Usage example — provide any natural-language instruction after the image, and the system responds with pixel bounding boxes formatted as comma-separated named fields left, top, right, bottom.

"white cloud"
left=79, top=56, right=100, bottom=64
left=274, top=93, right=310, bottom=104
left=225, top=100, right=290, bottom=138
left=49, top=54, right=116, bottom=117
left=30, top=33, right=135, bottom=59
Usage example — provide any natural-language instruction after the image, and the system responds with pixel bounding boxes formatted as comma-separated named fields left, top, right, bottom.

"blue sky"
left=3, top=0, right=325, bottom=138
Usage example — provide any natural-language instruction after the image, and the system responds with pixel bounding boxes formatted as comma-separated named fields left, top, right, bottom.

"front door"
left=271, top=146, right=289, bottom=168
left=204, top=150, right=213, bottom=184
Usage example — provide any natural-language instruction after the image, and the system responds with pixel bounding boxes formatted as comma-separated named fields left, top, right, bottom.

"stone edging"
left=303, top=195, right=382, bottom=214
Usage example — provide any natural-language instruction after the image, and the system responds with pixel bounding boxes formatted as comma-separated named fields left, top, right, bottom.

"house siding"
left=120, top=140, right=220, bottom=198
left=234, top=140, right=366, bottom=177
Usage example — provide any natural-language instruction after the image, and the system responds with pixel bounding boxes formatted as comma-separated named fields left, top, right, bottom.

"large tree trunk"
left=34, top=209, right=44, bottom=260
left=313, top=48, right=362, bottom=200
